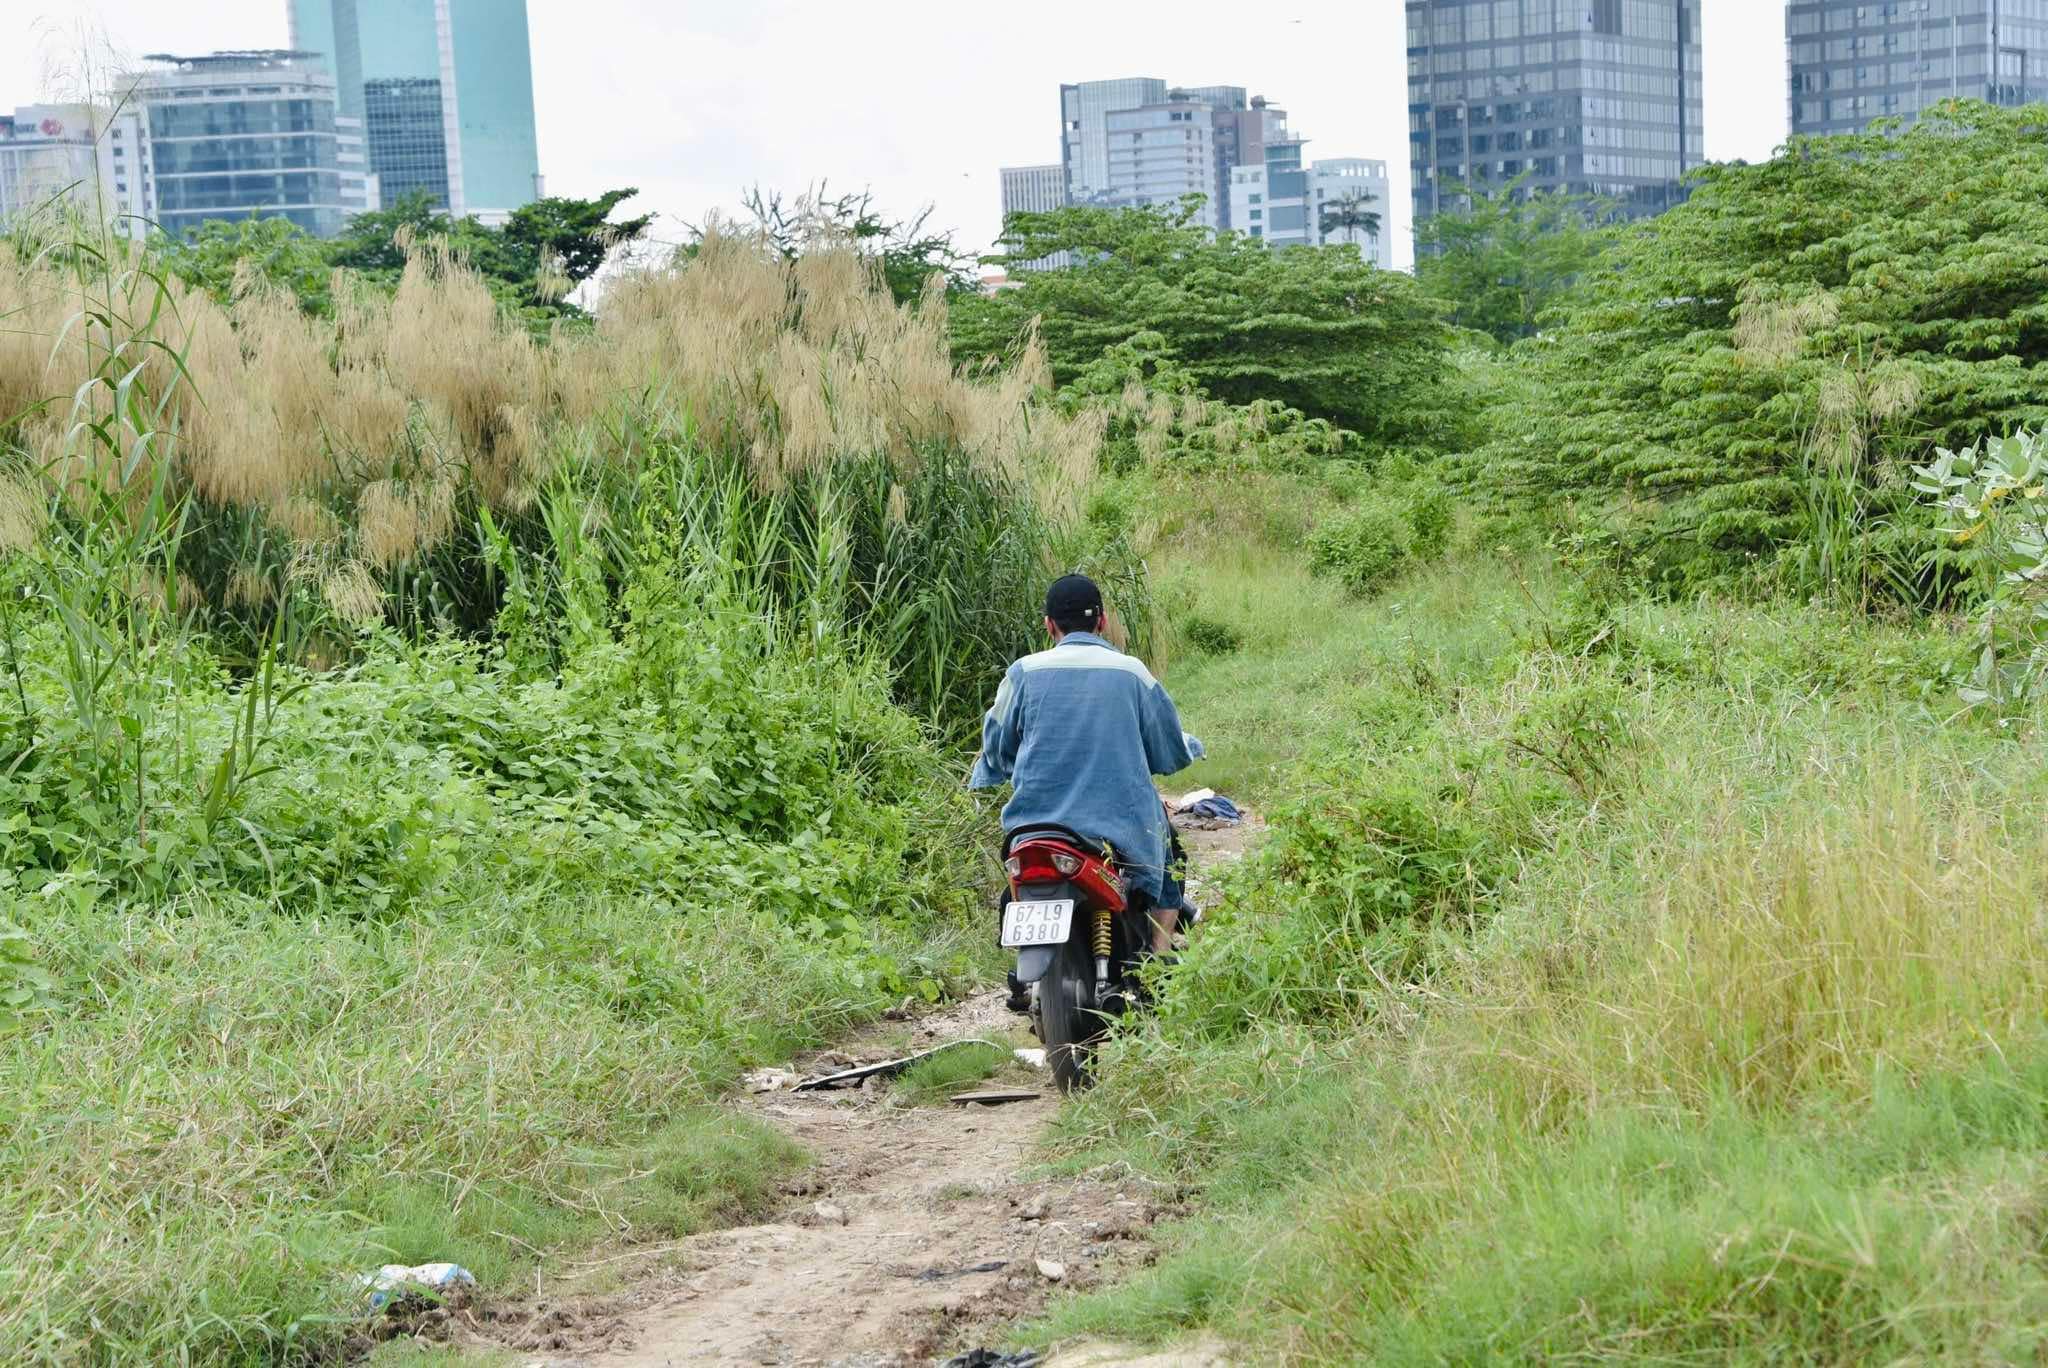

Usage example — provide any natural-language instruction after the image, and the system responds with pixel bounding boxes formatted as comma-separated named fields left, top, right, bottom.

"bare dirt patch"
left=428, top=807, right=1260, bottom=1367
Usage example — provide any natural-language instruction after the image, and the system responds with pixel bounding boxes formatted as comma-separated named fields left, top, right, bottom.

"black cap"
left=1044, top=574, right=1104, bottom=632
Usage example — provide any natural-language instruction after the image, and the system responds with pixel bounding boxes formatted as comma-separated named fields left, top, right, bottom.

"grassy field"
left=0, top=613, right=1000, bottom=1361
left=1028, top=472, right=2048, bottom=1362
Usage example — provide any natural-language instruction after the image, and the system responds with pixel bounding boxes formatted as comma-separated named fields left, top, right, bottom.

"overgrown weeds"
left=1030, top=534, right=2048, bottom=1363
left=0, top=208, right=1014, bottom=1361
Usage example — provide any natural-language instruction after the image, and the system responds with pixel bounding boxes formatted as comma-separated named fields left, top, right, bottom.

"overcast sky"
left=11, top=1, right=1792, bottom=271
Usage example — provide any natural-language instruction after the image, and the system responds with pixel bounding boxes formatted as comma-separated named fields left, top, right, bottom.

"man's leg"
left=1148, top=900, right=1179, bottom=956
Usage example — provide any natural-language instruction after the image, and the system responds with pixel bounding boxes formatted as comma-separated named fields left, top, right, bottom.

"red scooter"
left=1000, top=826, right=1151, bottom=1092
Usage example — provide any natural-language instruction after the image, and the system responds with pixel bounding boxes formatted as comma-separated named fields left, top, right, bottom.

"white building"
left=1060, top=77, right=1168, bottom=203
left=998, top=162, right=1070, bottom=271
left=1105, top=101, right=1228, bottom=231
left=999, top=162, right=1064, bottom=218
left=0, top=105, right=148, bottom=229
left=121, top=51, right=373, bottom=240
left=1230, top=148, right=1393, bottom=268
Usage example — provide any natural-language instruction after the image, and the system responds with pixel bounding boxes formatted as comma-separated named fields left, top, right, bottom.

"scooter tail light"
left=1005, top=856, right=1022, bottom=879
left=1052, top=851, right=1082, bottom=876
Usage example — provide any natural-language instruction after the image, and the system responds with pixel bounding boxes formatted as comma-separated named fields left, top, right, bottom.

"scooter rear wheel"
left=1038, top=931, right=1102, bottom=1093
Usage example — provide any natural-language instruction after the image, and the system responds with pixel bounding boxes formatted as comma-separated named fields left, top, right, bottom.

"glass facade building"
left=1106, top=101, right=1232, bottom=230
left=1061, top=77, right=1169, bottom=202
left=289, top=0, right=540, bottom=219
left=1407, top=0, right=1704, bottom=231
left=363, top=76, right=448, bottom=205
left=1788, top=0, right=2048, bottom=136
left=125, top=52, right=369, bottom=239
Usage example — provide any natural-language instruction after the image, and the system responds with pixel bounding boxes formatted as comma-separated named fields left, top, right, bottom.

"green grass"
left=893, top=1040, right=1012, bottom=1104
left=0, top=541, right=999, bottom=1360
left=0, top=887, right=963, bottom=1362
left=1022, top=470, right=2048, bottom=1363
left=1154, top=537, right=1544, bottom=803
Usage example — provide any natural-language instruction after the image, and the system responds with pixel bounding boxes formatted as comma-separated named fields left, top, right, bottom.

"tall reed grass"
left=1, top=209, right=1111, bottom=722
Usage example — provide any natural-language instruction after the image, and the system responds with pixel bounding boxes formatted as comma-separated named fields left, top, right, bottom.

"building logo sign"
left=39, top=118, right=64, bottom=137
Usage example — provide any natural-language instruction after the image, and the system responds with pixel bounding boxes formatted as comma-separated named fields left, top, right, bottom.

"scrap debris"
left=941, top=1350, right=1043, bottom=1368
left=793, top=1037, right=1000, bottom=1091
left=905, top=1258, right=1009, bottom=1281
left=951, top=1087, right=1040, bottom=1106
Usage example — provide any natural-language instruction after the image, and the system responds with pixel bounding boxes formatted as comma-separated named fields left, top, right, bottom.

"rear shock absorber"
left=1092, top=904, right=1112, bottom=996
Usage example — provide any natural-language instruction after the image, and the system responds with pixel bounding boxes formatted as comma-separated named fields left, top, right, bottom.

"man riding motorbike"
left=969, top=574, right=1203, bottom=1014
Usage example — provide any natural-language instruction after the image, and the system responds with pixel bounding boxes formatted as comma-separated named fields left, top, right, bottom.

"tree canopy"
left=1413, top=178, right=1614, bottom=346
left=161, top=187, right=651, bottom=321
left=951, top=202, right=1456, bottom=447
left=715, top=185, right=975, bottom=305
left=1471, top=101, right=2048, bottom=594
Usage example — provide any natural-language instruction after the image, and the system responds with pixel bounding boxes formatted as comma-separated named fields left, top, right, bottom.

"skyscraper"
left=287, top=0, right=541, bottom=220
left=1105, top=99, right=1232, bottom=230
left=998, top=163, right=1070, bottom=270
left=1060, top=77, right=1168, bottom=203
left=122, top=51, right=372, bottom=239
left=1788, top=1, right=2048, bottom=136
left=1406, top=0, right=1704, bottom=231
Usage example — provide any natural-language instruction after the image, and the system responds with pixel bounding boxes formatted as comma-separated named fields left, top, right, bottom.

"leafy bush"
left=0, top=915, right=50, bottom=1021
left=1308, top=504, right=1411, bottom=595
left=1404, top=483, right=1454, bottom=561
left=1912, top=426, right=2048, bottom=708
left=1177, top=614, right=1246, bottom=657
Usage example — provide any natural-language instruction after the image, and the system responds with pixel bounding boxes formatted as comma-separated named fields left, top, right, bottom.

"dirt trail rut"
left=465, top=817, right=1256, bottom=1368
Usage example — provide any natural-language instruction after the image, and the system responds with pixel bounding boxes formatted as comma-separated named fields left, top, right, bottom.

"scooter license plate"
left=1001, top=899, right=1076, bottom=948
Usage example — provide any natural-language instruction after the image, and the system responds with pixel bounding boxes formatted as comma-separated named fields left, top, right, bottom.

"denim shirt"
left=967, top=632, right=1203, bottom=901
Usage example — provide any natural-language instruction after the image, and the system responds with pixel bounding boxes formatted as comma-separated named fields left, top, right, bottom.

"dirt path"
left=455, top=816, right=1257, bottom=1368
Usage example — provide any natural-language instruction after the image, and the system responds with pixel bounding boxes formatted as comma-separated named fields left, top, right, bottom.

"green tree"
left=323, top=187, right=649, bottom=316
left=725, top=184, right=974, bottom=305
left=1318, top=190, right=1383, bottom=254
left=500, top=188, right=654, bottom=292
left=952, top=201, right=1454, bottom=446
left=157, top=217, right=336, bottom=314
left=1414, top=178, right=1614, bottom=346
left=1471, top=101, right=2048, bottom=597
left=322, top=190, right=499, bottom=278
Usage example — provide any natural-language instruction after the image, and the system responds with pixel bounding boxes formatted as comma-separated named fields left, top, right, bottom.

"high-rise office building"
left=998, top=162, right=1071, bottom=270
left=363, top=76, right=449, bottom=205
left=1788, top=0, right=2048, bottom=136
left=1000, top=162, right=1065, bottom=219
left=1011, top=78, right=1323, bottom=254
left=1061, top=77, right=1168, bottom=203
left=1407, top=0, right=1704, bottom=231
left=122, top=51, right=372, bottom=239
left=1106, top=99, right=1232, bottom=230
left=288, top=0, right=541, bottom=220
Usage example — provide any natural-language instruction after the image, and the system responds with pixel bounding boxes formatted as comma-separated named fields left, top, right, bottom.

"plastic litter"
left=358, top=1261, right=476, bottom=1313
left=743, top=1065, right=800, bottom=1093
